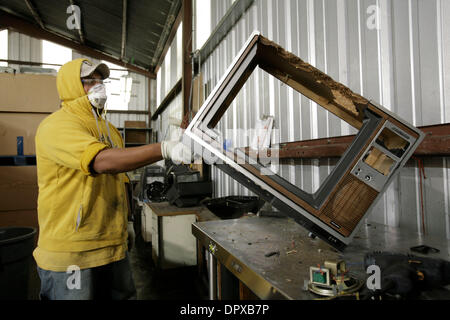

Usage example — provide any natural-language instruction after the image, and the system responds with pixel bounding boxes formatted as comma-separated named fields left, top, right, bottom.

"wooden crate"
left=124, top=120, right=149, bottom=145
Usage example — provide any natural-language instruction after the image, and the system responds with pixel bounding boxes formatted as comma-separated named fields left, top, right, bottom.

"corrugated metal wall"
left=153, top=23, right=183, bottom=142
left=7, top=31, right=42, bottom=68
left=199, top=0, right=450, bottom=239
left=104, top=73, right=151, bottom=129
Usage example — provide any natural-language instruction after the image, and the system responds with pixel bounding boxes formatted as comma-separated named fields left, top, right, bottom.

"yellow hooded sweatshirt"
left=33, top=59, right=128, bottom=271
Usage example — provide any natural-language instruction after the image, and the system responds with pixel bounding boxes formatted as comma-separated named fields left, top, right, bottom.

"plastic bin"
left=203, top=196, right=265, bottom=220
left=0, top=227, right=37, bottom=300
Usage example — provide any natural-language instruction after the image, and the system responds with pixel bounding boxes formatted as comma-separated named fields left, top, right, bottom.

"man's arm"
left=92, top=143, right=163, bottom=174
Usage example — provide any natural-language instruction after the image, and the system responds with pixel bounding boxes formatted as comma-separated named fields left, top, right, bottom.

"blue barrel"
left=0, top=227, right=37, bottom=300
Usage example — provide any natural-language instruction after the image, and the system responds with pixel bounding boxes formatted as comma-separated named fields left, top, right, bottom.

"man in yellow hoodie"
left=34, top=58, right=191, bottom=300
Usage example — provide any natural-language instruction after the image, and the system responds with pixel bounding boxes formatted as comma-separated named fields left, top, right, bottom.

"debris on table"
left=265, top=251, right=280, bottom=258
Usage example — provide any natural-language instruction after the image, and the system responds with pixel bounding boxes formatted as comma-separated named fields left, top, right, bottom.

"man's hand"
left=161, top=141, right=194, bottom=164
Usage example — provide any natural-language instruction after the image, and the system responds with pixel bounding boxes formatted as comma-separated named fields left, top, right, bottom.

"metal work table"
left=192, top=215, right=450, bottom=300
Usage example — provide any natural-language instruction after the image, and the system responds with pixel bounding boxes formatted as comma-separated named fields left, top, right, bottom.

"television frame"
left=183, top=31, right=425, bottom=251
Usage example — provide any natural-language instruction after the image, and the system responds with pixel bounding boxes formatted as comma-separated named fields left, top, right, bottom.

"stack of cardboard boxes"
left=0, top=72, right=60, bottom=231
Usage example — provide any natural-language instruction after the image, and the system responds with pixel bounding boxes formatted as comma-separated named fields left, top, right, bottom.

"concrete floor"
left=129, top=234, right=209, bottom=300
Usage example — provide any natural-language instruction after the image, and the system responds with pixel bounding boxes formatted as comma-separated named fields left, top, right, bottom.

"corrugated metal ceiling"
left=0, top=0, right=181, bottom=72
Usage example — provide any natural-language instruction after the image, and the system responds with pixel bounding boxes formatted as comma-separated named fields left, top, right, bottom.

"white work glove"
left=161, top=141, right=194, bottom=165
left=127, top=221, right=135, bottom=252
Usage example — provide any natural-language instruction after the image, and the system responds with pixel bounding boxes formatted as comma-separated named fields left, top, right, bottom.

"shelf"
left=118, top=127, right=152, bottom=131
left=125, top=143, right=146, bottom=147
left=121, top=123, right=153, bottom=146
left=0, top=155, right=36, bottom=166
left=262, top=123, right=450, bottom=160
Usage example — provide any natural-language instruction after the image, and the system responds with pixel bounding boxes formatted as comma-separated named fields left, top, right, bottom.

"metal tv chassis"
left=183, top=31, right=425, bottom=251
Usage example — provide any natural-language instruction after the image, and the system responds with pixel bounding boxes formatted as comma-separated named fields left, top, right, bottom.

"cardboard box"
left=192, top=73, right=204, bottom=113
left=0, top=166, right=38, bottom=212
left=0, top=113, right=48, bottom=155
left=0, top=73, right=60, bottom=113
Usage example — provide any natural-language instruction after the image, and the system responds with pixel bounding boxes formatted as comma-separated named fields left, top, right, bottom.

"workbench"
left=192, top=215, right=450, bottom=300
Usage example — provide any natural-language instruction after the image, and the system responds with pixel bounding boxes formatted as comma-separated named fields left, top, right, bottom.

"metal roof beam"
left=23, top=0, right=45, bottom=29
left=153, top=8, right=181, bottom=74
left=121, top=0, right=127, bottom=61
left=151, top=0, right=182, bottom=69
left=0, top=10, right=156, bottom=79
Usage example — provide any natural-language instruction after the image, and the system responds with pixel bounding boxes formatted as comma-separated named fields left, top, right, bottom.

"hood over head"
left=57, top=58, right=87, bottom=102
left=57, top=58, right=98, bottom=120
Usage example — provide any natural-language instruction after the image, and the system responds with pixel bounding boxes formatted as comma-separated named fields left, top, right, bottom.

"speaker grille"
left=322, top=174, right=378, bottom=234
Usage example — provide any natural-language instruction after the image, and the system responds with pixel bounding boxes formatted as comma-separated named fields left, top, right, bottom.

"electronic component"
left=308, top=261, right=362, bottom=297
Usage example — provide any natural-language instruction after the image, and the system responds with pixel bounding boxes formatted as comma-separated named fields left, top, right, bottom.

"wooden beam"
left=412, top=124, right=450, bottom=157
left=151, top=78, right=182, bottom=121
left=182, top=0, right=193, bottom=120
left=0, top=10, right=156, bottom=79
left=270, top=123, right=450, bottom=159
left=153, top=9, right=182, bottom=74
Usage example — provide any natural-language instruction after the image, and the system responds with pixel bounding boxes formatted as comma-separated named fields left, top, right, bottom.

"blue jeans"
left=36, top=255, right=137, bottom=300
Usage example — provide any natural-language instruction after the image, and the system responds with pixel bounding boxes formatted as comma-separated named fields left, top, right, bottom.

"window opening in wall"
left=195, top=0, right=211, bottom=50
left=42, top=40, right=72, bottom=72
left=101, top=60, right=132, bottom=111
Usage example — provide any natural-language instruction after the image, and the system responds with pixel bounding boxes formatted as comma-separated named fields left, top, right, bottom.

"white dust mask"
left=87, top=83, right=107, bottom=109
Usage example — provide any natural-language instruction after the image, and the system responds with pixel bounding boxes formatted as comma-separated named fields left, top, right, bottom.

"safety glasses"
left=81, top=78, right=110, bottom=85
